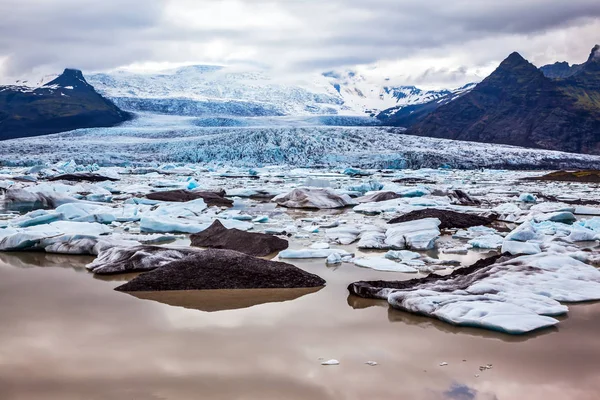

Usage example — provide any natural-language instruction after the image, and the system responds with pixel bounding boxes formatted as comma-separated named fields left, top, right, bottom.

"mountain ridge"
left=379, top=45, right=600, bottom=155
left=0, top=69, right=131, bottom=140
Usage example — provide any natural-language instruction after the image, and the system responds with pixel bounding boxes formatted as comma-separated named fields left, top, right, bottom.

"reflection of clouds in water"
left=444, top=383, right=477, bottom=400
left=443, top=383, right=498, bottom=400
left=1, top=251, right=600, bottom=399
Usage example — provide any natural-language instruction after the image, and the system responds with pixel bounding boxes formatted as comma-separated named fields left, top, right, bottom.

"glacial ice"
left=278, top=248, right=353, bottom=259
left=353, top=257, right=418, bottom=273
left=273, top=188, right=356, bottom=209
left=385, top=218, right=441, bottom=250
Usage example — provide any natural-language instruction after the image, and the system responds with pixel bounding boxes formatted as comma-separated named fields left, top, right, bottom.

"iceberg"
left=273, top=188, right=357, bottom=209
left=349, top=253, right=600, bottom=334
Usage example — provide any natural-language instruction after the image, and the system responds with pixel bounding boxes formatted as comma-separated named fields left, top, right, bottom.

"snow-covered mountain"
left=321, top=70, right=461, bottom=115
left=86, top=65, right=476, bottom=117
left=88, top=66, right=345, bottom=117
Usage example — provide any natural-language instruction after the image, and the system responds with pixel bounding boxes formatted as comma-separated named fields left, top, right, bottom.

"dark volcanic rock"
left=146, top=189, right=233, bottom=207
left=382, top=46, right=600, bottom=155
left=87, top=246, right=201, bottom=275
left=357, top=191, right=403, bottom=203
left=49, top=173, right=119, bottom=182
left=392, top=177, right=436, bottom=184
left=115, top=249, right=326, bottom=292
left=0, top=69, right=131, bottom=140
left=190, top=220, right=288, bottom=256
left=524, top=170, right=600, bottom=183
left=448, top=189, right=481, bottom=206
left=387, top=209, right=496, bottom=230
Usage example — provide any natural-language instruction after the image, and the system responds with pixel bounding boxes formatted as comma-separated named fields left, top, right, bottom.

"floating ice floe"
left=468, top=234, right=504, bottom=249
left=505, top=219, right=599, bottom=244
left=518, top=193, right=537, bottom=203
left=278, top=248, right=353, bottom=259
left=353, top=257, right=418, bottom=273
left=4, top=188, right=79, bottom=210
left=501, top=241, right=542, bottom=255
left=453, top=226, right=498, bottom=240
left=532, top=211, right=577, bottom=224
left=385, top=218, right=441, bottom=250
left=357, top=227, right=388, bottom=249
left=326, top=225, right=362, bottom=245
left=140, top=216, right=253, bottom=234
left=326, top=252, right=343, bottom=265
left=0, top=221, right=136, bottom=254
left=575, top=206, right=600, bottom=216
left=349, top=253, right=600, bottom=334
left=273, top=188, right=357, bottom=209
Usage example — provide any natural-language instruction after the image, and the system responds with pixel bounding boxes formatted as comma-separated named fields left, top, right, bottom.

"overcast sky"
left=1, top=0, right=599, bottom=88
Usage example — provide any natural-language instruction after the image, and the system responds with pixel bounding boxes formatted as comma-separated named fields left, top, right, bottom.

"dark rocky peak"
left=43, top=68, right=91, bottom=91
left=587, top=44, right=600, bottom=63
left=478, top=51, right=547, bottom=91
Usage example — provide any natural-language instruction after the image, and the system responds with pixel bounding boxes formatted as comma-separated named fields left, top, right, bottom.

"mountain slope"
left=400, top=46, right=600, bottom=155
left=321, top=70, right=458, bottom=115
left=376, top=83, right=476, bottom=126
left=0, top=69, right=131, bottom=140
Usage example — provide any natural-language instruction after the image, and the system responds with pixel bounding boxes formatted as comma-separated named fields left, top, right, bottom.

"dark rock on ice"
left=146, top=189, right=233, bottom=207
left=524, top=170, right=600, bottom=183
left=115, top=248, right=326, bottom=292
left=357, top=191, right=403, bottom=203
left=388, top=209, right=496, bottom=230
left=190, top=220, right=288, bottom=256
left=448, top=189, right=481, bottom=206
left=48, top=173, right=119, bottom=182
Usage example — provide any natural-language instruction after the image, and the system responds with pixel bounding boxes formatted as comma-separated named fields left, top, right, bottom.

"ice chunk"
left=326, top=226, right=361, bottom=245
left=273, top=188, right=356, bottom=209
left=385, top=218, right=441, bottom=250
left=574, top=206, right=600, bottom=216
left=531, top=203, right=575, bottom=213
left=501, top=241, right=541, bottom=255
left=353, top=257, right=418, bottom=273
left=533, top=212, right=577, bottom=224
left=357, top=229, right=388, bottom=249
left=468, top=234, right=503, bottom=249
left=326, top=252, right=342, bottom=265
left=384, top=250, right=421, bottom=261
left=279, top=248, right=352, bottom=259
left=518, top=193, right=537, bottom=203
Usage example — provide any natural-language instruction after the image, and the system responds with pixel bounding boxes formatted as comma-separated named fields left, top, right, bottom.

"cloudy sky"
left=1, top=0, right=599, bottom=88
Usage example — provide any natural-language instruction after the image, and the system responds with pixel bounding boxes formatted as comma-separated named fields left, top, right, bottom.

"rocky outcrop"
left=145, top=189, right=233, bottom=207
left=0, top=69, right=131, bottom=140
left=388, top=209, right=496, bottom=230
left=379, top=46, right=600, bottom=155
left=115, top=249, right=326, bottom=292
left=190, top=220, right=288, bottom=256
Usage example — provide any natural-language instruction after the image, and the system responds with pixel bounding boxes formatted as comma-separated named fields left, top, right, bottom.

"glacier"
left=1, top=113, right=600, bottom=169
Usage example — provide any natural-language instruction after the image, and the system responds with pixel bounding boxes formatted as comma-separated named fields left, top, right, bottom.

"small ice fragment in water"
left=321, top=359, right=340, bottom=366
left=326, top=252, right=342, bottom=265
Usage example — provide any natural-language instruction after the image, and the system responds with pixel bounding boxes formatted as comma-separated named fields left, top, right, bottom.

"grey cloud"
left=0, top=0, right=599, bottom=84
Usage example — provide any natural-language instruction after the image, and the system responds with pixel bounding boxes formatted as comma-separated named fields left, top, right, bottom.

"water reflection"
left=125, top=287, right=323, bottom=312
